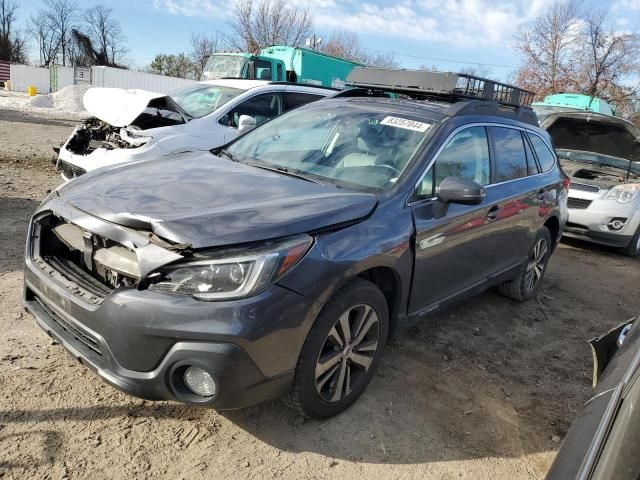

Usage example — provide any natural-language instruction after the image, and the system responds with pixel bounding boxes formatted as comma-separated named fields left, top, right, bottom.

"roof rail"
left=345, top=67, right=536, bottom=109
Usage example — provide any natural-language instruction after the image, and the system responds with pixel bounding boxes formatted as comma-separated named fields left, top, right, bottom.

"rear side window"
left=523, top=133, right=539, bottom=175
left=283, top=92, right=324, bottom=111
left=490, top=127, right=528, bottom=182
left=528, top=134, right=556, bottom=173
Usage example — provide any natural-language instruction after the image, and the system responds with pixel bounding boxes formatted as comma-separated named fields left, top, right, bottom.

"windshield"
left=201, top=55, right=248, bottom=80
left=557, top=149, right=640, bottom=175
left=225, top=102, right=433, bottom=191
left=169, top=84, right=243, bottom=119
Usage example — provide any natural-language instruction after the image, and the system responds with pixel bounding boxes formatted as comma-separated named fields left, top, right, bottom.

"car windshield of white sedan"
left=225, top=103, right=432, bottom=190
left=169, top=85, right=243, bottom=119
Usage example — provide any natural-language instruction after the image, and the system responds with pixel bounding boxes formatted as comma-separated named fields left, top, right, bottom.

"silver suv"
left=539, top=111, right=640, bottom=257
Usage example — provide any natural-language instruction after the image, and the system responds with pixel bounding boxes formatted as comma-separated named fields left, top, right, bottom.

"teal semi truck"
left=201, top=46, right=360, bottom=89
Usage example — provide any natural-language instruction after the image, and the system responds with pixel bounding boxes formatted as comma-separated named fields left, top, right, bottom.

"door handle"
left=486, top=205, right=499, bottom=221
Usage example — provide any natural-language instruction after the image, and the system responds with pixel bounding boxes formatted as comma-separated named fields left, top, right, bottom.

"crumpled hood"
left=83, top=87, right=166, bottom=127
left=540, top=111, right=640, bottom=161
left=57, top=152, right=378, bottom=248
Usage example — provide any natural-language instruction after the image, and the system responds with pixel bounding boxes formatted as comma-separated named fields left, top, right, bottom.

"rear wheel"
left=619, top=226, right=640, bottom=258
left=285, top=278, right=389, bottom=419
left=499, top=227, right=552, bottom=301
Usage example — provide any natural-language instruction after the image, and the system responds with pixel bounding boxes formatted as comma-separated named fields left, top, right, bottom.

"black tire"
left=285, top=278, right=389, bottom=419
left=619, top=226, right=640, bottom=258
left=499, top=227, right=552, bottom=301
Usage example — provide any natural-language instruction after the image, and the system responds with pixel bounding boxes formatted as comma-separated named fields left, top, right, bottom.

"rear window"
left=528, top=134, right=556, bottom=172
left=491, top=127, right=528, bottom=182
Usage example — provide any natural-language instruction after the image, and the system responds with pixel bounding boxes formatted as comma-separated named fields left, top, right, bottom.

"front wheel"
left=619, top=225, right=640, bottom=258
left=499, top=227, right=552, bottom=301
left=285, top=278, right=389, bottom=419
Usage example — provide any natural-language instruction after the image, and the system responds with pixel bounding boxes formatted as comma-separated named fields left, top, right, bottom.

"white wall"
left=55, top=66, right=75, bottom=91
left=9, top=65, right=196, bottom=95
left=10, top=65, right=51, bottom=93
left=91, top=67, right=195, bottom=93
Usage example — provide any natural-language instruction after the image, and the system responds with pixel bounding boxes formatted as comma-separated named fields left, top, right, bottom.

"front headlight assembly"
left=148, top=235, right=313, bottom=300
left=604, top=184, right=640, bottom=204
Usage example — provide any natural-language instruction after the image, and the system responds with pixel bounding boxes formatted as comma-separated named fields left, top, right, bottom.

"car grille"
left=59, top=159, right=86, bottom=179
left=31, top=215, right=139, bottom=304
left=34, top=295, right=102, bottom=356
left=571, top=182, right=600, bottom=193
left=567, top=197, right=593, bottom=209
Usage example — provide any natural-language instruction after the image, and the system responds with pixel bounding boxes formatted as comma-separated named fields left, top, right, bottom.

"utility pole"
left=305, top=34, right=322, bottom=50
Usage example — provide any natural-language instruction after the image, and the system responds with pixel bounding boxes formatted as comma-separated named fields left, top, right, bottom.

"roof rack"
left=345, top=67, right=535, bottom=109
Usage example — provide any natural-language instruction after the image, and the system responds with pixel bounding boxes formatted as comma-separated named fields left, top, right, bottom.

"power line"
left=370, top=49, right=518, bottom=69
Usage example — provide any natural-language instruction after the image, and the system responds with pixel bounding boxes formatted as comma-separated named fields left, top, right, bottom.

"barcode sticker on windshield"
left=381, top=116, right=431, bottom=132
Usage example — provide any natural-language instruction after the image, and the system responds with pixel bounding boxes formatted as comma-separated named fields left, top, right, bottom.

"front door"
left=409, top=126, right=499, bottom=315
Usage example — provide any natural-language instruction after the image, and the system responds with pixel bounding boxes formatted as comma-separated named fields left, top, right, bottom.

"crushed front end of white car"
left=57, top=88, right=189, bottom=180
left=540, top=111, right=640, bottom=257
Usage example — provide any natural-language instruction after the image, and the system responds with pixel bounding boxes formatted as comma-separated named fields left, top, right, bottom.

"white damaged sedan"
left=56, top=80, right=330, bottom=180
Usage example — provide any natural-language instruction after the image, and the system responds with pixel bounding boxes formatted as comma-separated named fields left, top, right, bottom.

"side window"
left=254, top=59, right=272, bottom=80
left=491, top=127, right=528, bottom=182
left=221, top=94, right=282, bottom=129
left=528, top=133, right=556, bottom=173
left=277, top=64, right=284, bottom=81
left=416, top=126, right=490, bottom=199
left=522, top=132, right=540, bottom=175
left=283, top=92, right=324, bottom=112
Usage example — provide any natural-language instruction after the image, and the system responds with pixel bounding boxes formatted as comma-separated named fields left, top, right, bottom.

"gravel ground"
left=0, top=108, right=638, bottom=479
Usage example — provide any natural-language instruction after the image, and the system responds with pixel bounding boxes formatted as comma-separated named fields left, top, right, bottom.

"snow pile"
left=0, top=84, right=90, bottom=117
left=50, top=84, right=91, bottom=113
left=27, top=94, right=54, bottom=108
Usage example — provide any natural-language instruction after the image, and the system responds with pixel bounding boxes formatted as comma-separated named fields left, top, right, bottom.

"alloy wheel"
left=525, top=238, right=548, bottom=291
left=314, top=304, right=380, bottom=403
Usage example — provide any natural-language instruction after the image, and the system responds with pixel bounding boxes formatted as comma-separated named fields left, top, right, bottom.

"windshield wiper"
left=216, top=148, right=237, bottom=161
left=246, top=162, right=323, bottom=184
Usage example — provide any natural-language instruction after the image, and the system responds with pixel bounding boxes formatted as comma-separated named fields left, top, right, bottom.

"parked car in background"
left=546, top=313, right=639, bottom=480
left=24, top=69, right=567, bottom=419
left=56, top=80, right=331, bottom=180
left=537, top=110, right=640, bottom=257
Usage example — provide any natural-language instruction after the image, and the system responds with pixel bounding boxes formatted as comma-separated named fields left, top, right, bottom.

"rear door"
left=409, top=126, right=501, bottom=314
left=483, top=126, right=543, bottom=272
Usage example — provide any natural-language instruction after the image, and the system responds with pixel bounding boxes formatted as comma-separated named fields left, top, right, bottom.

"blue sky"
left=15, top=0, right=640, bottom=80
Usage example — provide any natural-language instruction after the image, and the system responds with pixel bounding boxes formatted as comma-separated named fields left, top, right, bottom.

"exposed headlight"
left=148, top=235, right=313, bottom=300
left=604, top=184, right=640, bottom=204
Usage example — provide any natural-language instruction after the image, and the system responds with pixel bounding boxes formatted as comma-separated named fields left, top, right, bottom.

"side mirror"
left=238, top=115, right=256, bottom=131
left=437, top=176, right=485, bottom=205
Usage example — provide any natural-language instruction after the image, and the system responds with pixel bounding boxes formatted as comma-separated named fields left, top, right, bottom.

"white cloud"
left=152, top=0, right=229, bottom=18
left=152, top=0, right=558, bottom=47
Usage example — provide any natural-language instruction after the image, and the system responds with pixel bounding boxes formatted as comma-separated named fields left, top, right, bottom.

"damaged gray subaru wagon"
left=23, top=69, right=568, bottom=418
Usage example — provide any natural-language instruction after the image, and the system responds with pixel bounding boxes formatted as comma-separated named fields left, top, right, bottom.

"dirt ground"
left=0, top=108, right=638, bottom=480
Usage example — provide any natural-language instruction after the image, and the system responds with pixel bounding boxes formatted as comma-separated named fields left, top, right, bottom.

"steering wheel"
left=377, top=164, right=399, bottom=175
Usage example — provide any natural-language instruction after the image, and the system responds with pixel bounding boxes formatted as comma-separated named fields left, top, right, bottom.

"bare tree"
left=321, top=30, right=399, bottom=68
left=515, top=0, right=581, bottom=96
left=44, top=0, right=78, bottom=66
left=0, top=0, right=25, bottom=62
left=83, top=5, right=126, bottom=65
left=576, top=10, right=640, bottom=102
left=28, top=11, right=60, bottom=66
left=189, top=32, right=223, bottom=79
left=229, top=0, right=313, bottom=53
